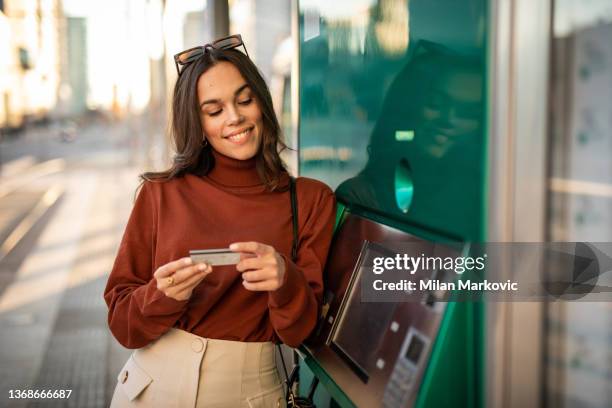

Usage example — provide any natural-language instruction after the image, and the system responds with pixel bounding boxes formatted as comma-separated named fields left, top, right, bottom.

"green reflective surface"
left=298, top=1, right=488, bottom=407
left=299, top=0, right=487, bottom=241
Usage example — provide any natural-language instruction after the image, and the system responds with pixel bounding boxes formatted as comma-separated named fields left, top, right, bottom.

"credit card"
left=189, top=248, right=241, bottom=266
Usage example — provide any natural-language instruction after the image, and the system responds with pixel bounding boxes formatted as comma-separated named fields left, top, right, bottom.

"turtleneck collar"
left=206, top=148, right=263, bottom=187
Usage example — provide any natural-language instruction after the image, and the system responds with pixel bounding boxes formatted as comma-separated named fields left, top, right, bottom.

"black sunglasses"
left=173, top=34, right=249, bottom=76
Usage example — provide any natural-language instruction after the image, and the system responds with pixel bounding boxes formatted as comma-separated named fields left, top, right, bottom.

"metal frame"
left=486, top=0, right=551, bottom=407
left=291, top=0, right=301, bottom=176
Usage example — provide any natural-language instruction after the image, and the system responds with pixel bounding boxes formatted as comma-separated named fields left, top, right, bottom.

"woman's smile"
left=224, top=126, right=254, bottom=145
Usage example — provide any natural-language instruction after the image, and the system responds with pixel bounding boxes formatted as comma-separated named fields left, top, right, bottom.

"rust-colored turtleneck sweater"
left=104, top=150, right=336, bottom=349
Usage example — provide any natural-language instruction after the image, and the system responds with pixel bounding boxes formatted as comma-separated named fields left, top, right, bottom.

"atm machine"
left=294, top=0, right=488, bottom=407
left=300, top=214, right=477, bottom=408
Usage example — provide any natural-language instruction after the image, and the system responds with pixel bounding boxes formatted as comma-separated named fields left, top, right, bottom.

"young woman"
left=104, top=35, right=336, bottom=407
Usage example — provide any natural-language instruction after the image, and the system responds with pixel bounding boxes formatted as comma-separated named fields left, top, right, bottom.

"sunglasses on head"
left=173, top=34, right=249, bottom=76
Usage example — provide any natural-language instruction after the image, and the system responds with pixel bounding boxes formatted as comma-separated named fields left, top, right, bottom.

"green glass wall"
left=299, top=0, right=487, bottom=242
left=298, top=1, right=488, bottom=407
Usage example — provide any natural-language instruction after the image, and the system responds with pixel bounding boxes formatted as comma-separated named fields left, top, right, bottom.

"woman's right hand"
left=154, top=257, right=213, bottom=301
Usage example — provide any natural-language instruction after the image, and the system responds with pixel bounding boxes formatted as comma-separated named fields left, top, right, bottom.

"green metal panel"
left=299, top=350, right=356, bottom=408
left=298, top=0, right=488, bottom=407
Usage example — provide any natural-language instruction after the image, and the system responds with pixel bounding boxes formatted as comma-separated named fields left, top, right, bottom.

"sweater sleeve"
left=268, top=183, right=336, bottom=347
left=103, top=182, right=188, bottom=349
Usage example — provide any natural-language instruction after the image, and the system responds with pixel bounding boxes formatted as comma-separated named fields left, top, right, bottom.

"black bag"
left=277, top=346, right=316, bottom=408
left=275, top=176, right=317, bottom=408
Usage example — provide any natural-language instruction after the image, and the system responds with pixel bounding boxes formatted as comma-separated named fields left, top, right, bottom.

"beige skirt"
left=110, top=328, right=286, bottom=408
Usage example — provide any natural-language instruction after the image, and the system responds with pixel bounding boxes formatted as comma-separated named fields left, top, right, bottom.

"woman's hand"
left=153, top=257, right=213, bottom=301
left=230, top=242, right=286, bottom=291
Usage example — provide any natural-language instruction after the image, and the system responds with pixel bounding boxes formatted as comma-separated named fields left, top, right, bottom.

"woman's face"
left=197, top=61, right=263, bottom=160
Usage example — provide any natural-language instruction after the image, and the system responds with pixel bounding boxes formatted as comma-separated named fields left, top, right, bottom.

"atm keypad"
left=382, top=358, right=416, bottom=407
left=382, top=328, right=429, bottom=408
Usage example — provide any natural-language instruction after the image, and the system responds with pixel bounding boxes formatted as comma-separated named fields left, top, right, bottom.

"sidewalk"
left=0, top=117, right=161, bottom=407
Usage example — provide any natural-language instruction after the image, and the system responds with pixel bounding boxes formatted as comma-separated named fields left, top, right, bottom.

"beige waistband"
left=145, top=328, right=274, bottom=350
left=152, top=328, right=277, bottom=371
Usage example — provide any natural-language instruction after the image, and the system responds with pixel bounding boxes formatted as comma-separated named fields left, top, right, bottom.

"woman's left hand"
left=230, top=242, right=286, bottom=291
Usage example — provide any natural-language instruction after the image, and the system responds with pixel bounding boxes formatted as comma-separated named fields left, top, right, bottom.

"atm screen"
left=332, top=292, right=397, bottom=382
left=331, top=242, right=397, bottom=382
left=405, top=334, right=425, bottom=365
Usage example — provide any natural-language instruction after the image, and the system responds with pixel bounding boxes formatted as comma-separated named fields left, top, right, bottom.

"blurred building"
left=0, top=0, right=62, bottom=131
left=59, top=16, right=87, bottom=116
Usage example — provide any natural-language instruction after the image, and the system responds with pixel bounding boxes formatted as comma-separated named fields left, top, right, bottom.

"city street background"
left=0, top=0, right=292, bottom=406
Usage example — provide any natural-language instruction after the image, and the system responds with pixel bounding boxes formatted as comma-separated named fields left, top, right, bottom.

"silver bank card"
left=189, top=248, right=241, bottom=266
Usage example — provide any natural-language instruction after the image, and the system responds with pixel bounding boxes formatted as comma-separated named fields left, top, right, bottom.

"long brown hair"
left=141, top=48, right=289, bottom=191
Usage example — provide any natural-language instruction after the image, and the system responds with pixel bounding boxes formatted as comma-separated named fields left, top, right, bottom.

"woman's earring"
left=202, top=138, right=209, bottom=147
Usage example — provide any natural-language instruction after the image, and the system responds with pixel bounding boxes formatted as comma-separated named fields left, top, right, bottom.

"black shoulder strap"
left=289, top=177, right=298, bottom=262
left=280, top=177, right=319, bottom=405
